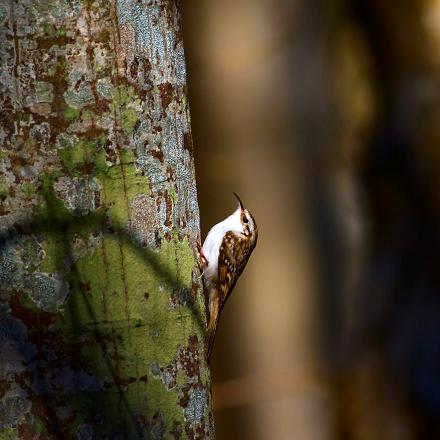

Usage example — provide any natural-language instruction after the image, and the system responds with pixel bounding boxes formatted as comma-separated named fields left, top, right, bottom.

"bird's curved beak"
left=233, top=192, right=244, bottom=210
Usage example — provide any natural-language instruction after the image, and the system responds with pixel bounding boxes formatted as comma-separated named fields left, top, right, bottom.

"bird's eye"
left=243, top=216, right=249, bottom=224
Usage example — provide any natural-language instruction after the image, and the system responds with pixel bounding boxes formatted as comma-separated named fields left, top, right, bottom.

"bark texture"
left=0, top=0, right=213, bottom=438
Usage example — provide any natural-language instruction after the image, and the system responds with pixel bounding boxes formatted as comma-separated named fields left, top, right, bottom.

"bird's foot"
left=196, top=240, right=208, bottom=276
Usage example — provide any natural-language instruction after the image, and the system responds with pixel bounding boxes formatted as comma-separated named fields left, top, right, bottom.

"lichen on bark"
left=0, top=0, right=213, bottom=438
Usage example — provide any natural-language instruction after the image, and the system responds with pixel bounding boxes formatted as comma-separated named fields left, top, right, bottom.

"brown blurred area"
left=182, top=0, right=440, bottom=439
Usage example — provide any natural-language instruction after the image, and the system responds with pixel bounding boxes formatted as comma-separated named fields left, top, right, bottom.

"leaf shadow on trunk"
left=0, top=189, right=206, bottom=437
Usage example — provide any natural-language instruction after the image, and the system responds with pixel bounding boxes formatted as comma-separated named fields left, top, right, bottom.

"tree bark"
left=0, top=0, right=213, bottom=438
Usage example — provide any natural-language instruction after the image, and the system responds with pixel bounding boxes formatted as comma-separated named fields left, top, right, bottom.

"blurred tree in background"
left=0, top=0, right=213, bottom=438
left=339, top=1, right=440, bottom=438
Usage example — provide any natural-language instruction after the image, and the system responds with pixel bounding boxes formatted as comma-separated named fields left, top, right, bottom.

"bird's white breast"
left=202, top=208, right=243, bottom=286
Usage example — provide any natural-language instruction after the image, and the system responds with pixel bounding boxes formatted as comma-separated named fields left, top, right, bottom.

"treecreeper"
left=197, top=193, right=258, bottom=363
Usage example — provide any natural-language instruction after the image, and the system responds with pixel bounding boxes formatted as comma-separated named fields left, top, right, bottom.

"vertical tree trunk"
left=0, top=0, right=213, bottom=438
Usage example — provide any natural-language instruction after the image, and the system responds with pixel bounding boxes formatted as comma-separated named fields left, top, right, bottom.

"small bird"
left=197, top=193, right=258, bottom=363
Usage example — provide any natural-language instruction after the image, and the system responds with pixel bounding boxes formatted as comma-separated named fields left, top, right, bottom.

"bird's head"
left=234, top=192, right=258, bottom=244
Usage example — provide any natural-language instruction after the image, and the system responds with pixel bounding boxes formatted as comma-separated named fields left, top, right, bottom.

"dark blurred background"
left=182, top=1, right=440, bottom=438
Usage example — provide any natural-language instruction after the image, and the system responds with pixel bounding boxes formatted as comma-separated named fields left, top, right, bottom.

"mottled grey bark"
left=0, top=0, right=213, bottom=438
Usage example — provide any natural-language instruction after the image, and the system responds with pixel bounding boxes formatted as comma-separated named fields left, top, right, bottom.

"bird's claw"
left=196, top=240, right=208, bottom=276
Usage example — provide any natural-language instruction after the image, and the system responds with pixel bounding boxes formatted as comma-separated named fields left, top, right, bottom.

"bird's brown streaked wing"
left=218, top=231, right=252, bottom=307
left=206, top=231, right=255, bottom=362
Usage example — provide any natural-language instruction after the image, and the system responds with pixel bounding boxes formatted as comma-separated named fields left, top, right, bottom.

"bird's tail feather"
left=205, top=314, right=219, bottom=364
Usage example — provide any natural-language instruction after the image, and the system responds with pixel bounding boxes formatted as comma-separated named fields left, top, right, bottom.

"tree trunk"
left=0, top=0, right=213, bottom=438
